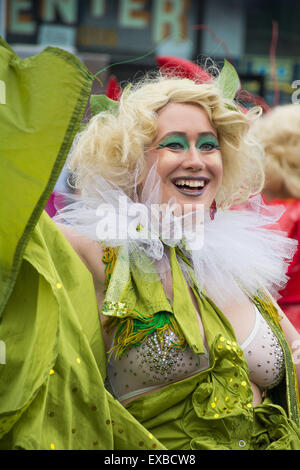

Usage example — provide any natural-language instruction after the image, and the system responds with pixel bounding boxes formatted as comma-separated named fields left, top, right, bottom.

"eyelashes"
left=157, top=136, right=189, bottom=150
left=196, top=140, right=220, bottom=151
left=196, top=136, right=220, bottom=151
left=157, top=142, right=185, bottom=150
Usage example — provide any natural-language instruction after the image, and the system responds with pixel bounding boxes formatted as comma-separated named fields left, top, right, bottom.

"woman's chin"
left=160, top=197, right=208, bottom=217
left=166, top=189, right=209, bottom=205
left=161, top=184, right=213, bottom=211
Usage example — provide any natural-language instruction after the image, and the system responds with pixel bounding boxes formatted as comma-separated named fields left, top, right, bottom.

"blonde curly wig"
left=252, top=104, right=300, bottom=199
left=68, top=72, right=265, bottom=209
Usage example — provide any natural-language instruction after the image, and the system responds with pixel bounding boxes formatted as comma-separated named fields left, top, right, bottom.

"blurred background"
left=1, top=0, right=300, bottom=109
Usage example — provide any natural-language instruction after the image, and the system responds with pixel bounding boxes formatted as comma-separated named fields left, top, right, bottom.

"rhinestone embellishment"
left=139, top=330, right=184, bottom=377
left=246, top=319, right=285, bottom=389
left=106, top=327, right=210, bottom=401
left=268, top=326, right=285, bottom=388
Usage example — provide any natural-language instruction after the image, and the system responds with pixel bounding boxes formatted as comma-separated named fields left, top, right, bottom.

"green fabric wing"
left=0, top=40, right=167, bottom=450
left=0, top=38, right=93, bottom=318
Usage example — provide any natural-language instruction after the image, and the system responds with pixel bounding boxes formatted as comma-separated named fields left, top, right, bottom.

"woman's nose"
left=181, top=146, right=205, bottom=170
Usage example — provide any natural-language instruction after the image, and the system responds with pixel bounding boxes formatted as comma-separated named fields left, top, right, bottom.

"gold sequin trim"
left=102, top=301, right=128, bottom=317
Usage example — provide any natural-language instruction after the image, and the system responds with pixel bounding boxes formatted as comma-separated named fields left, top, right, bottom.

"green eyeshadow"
left=157, top=134, right=220, bottom=152
left=157, top=134, right=189, bottom=150
left=196, top=135, right=220, bottom=150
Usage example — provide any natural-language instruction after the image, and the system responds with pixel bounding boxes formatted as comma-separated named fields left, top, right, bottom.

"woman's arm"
left=56, top=223, right=107, bottom=306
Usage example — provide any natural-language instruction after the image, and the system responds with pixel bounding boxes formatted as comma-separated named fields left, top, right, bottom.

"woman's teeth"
left=175, top=179, right=205, bottom=188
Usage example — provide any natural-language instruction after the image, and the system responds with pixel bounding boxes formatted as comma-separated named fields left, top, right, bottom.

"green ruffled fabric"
left=125, top=298, right=300, bottom=450
left=101, top=246, right=206, bottom=355
left=0, top=213, right=165, bottom=450
left=127, top=378, right=300, bottom=450
left=0, top=38, right=93, bottom=319
left=103, top=245, right=300, bottom=450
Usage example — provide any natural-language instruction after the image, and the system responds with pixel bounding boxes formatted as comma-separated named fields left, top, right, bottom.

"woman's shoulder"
left=55, top=222, right=106, bottom=283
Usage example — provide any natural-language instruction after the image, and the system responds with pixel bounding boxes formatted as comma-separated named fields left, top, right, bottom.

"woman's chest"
left=163, top=276, right=258, bottom=348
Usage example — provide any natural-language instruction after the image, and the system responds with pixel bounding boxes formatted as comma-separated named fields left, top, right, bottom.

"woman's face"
left=145, top=102, right=223, bottom=211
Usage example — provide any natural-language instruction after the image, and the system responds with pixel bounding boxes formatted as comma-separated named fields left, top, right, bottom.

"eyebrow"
left=159, top=131, right=218, bottom=140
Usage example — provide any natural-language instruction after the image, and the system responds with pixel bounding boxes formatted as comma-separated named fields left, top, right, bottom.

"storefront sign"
left=3, top=0, right=197, bottom=57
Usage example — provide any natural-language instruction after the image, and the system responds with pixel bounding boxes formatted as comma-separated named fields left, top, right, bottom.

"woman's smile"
left=171, top=176, right=210, bottom=197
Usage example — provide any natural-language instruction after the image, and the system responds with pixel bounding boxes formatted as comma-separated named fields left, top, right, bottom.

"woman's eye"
left=198, top=142, right=219, bottom=152
left=166, top=142, right=184, bottom=150
left=158, top=142, right=184, bottom=150
left=200, top=143, right=214, bottom=151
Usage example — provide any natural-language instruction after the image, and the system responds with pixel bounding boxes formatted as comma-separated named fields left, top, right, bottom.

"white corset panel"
left=241, top=305, right=285, bottom=389
left=106, top=306, right=285, bottom=403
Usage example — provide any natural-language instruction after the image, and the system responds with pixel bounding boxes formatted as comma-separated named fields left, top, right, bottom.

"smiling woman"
left=1, top=41, right=300, bottom=451
left=55, top=71, right=300, bottom=450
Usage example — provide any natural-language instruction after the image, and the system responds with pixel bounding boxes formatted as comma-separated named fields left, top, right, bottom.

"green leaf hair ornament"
left=215, top=59, right=240, bottom=100
left=89, top=83, right=133, bottom=117
left=90, top=94, right=119, bottom=116
left=214, top=59, right=246, bottom=113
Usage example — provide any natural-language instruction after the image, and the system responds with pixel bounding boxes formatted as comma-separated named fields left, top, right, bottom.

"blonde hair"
left=69, top=72, right=264, bottom=208
left=252, top=104, right=300, bottom=198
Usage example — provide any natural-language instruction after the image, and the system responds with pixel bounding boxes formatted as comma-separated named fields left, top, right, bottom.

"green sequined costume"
left=102, top=246, right=300, bottom=450
left=0, top=38, right=300, bottom=450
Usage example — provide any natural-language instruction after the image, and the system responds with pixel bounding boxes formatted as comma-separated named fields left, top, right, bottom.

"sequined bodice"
left=106, top=329, right=209, bottom=403
left=106, top=306, right=285, bottom=403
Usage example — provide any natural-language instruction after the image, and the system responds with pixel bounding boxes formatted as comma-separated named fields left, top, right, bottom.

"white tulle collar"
left=54, top=163, right=297, bottom=309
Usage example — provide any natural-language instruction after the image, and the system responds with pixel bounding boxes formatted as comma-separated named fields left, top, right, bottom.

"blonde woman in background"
left=253, top=104, right=300, bottom=333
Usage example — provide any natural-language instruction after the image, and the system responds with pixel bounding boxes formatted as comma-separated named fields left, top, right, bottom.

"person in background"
left=252, top=104, right=300, bottom=333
